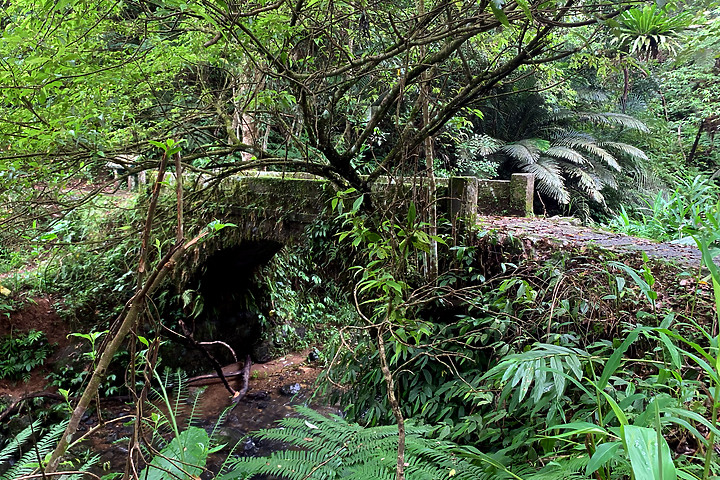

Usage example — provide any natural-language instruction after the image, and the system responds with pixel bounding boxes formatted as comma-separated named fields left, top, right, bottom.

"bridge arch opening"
left=165, top=240, right=283, bottom=373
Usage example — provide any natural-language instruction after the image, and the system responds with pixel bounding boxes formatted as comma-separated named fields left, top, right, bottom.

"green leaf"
left=549, top=421, right=609, bottom=439
left=148, top=140, right=167, bottom=151
left=623, top=425, right=677, bottom=480
left=597, top=328, right=639, bottom=392
left=490, top=0, right=510, bottom=27
left=586, top=441, right=621, bottom=476
left=352, top=195, right=364, bottom=213
left=598, top=388, right=629, bottom=426
left=140, top=427, right=210, bottom=480
left=658, top=332, right=681, bottom=370
left=407, top=202, right=416, bottom=225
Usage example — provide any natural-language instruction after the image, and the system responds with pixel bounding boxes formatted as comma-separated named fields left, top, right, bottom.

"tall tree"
left=1, top=0, right=642, bottom=196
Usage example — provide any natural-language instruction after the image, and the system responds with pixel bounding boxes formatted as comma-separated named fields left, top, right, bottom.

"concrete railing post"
left=509, top=173, right=534, bottom=216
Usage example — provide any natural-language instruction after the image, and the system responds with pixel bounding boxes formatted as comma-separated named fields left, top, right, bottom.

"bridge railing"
left=206, top=170, right=534, bottom=218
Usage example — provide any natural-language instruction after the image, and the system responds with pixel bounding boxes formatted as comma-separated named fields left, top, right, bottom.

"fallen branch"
left=161, top=322, right=238, bottom=396
left=187, top=369, right=246, bottom=385
left=231, top=355, right=252, bottom=405
left=0, top=391, right=63, bottom=423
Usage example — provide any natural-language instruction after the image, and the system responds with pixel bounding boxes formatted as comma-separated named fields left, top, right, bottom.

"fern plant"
left=0, top=329, right=54, bottom=381
left=137, top=369, right=229, bottom=480
left=0, top=419, right=96, bottom=480
left=218, top=406, right=522, bottom=480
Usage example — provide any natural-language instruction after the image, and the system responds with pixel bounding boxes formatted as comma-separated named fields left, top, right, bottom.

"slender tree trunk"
left=621, top=66, right=629, bottom=114
left=688, top=119, right=705, bottom=165
left=377, top=321, right=406, bottom=480
left=418, top=0, right=438, bottom=280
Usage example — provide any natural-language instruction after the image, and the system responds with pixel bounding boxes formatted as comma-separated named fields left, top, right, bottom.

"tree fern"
left=521, top=159, right=570, bottom=204
left=218, top=406, right=521, bottom=480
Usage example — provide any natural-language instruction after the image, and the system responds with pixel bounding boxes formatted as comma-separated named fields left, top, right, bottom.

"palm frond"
left=500, top=139, right=543, bottom=164
left=593, top=163, right=619, bottom=190
left=559, top=137, right=621, bottom=172
left=566, top=166, right=604, bottom=203
left=553, top=111, right=649, bottom=132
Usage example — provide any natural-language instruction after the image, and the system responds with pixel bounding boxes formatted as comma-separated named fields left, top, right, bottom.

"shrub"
left=0, top=330, right=53, bottom=381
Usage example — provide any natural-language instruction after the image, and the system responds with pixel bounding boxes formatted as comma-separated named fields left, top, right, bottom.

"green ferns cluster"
left=0, top=329, right=53, bottom=381
left=219, top=407, right=518, bottom=480
left=0, top=419, right=98, bottom=480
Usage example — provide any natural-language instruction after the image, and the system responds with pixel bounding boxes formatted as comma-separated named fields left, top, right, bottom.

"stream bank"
left=0, top=297, right=335, bottom=477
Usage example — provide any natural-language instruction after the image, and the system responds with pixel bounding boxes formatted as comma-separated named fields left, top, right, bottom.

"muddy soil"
left=0, top=296, right=73, bottom=401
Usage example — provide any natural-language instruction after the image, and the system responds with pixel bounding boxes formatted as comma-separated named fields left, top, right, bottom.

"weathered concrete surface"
left=477, top=215, right=703, bottom=268
left=476, top=173, right=534, bottom=216
left=183, top=171, right=536, bottom=247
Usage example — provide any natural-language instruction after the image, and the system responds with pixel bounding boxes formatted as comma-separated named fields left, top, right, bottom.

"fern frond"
left=521, top=159, right=570, bottom=204
left=0, top=420, right=67, bottom=480
left=545, top=146, right=587, bottom=165
left=220, top=407, right=520, bottom=480
left=463, top=134, right=504, bottom=159
left=599, top=141, right=649, bottom=161
left=63, top=454, right=100, bottom=480
left=0, top=420, right=41, bottom=464
left=524, top=454, right=589, bottom=480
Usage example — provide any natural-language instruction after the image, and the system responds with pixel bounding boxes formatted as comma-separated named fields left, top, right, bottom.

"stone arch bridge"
left=166, top=171, right=534, bottom=368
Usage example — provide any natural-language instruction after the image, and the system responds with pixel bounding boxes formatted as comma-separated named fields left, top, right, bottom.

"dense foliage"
left=2, top=0, right=720, bottom=479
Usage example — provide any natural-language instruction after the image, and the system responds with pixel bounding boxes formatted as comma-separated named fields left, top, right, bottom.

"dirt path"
left=477, top=216, right=704, bottom=269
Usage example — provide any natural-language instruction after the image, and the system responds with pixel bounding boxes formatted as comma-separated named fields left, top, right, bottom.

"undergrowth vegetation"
left=608, top=174, right=720, bottom=242
left=3, top=177, right=720, bottom=480
left=0, top=330, right=53, bottom=382
left=3, top=0, right=720, bottom=477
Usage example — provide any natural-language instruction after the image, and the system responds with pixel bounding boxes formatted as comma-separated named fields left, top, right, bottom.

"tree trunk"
left=419, top=0, right=438, bottom=280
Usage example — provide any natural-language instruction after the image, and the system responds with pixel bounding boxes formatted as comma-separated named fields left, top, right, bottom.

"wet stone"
left=213, top=426, right=248, bottom=448
left=7, top=415, right=31, bottom=437
left=246, top=391, right=269, bottom=400
left=279, top=383, right=301, bottom=396
left=241, top=437, right=258, bottom=455
left=307, top=348, right=320, bottom=362
left=252, top=340, right=275, bottom=363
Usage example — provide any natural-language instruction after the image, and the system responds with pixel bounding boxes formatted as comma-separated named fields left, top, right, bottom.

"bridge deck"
left=477, top=215, right=703, bottom=268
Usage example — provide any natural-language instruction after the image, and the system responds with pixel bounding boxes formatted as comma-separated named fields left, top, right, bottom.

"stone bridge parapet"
left=189, top=171, right=534, bottom=245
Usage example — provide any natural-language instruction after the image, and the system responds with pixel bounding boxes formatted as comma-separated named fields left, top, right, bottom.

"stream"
left=80, top=351, right=338, bottom=478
